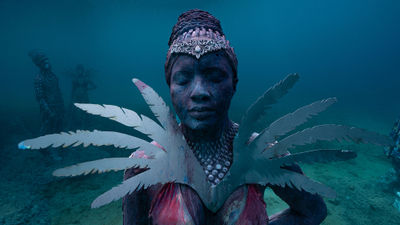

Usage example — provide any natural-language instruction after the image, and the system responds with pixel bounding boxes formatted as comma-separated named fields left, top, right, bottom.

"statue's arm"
left=247, top=131, right=327, bottom=225
left=268, top=163, right=327, bottom=225
left=122, top=167, right=150, bottom=225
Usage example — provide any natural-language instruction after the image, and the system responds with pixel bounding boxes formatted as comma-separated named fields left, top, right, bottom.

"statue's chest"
left=149, top=183, right=267, bottom=225
left=41, top=75, right=59, bottom=92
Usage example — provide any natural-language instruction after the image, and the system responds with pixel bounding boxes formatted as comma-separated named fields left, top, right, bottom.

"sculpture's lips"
left=189, top=106, right=215, bottom=119
left=189, top=106, right=215, bottom=112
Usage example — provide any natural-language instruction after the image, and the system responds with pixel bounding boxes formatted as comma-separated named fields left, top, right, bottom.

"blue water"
left=0, top=0, right=399, bottom=224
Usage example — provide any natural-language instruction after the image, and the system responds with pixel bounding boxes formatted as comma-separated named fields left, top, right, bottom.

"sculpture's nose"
left=190, top=77, right=211, bottom=102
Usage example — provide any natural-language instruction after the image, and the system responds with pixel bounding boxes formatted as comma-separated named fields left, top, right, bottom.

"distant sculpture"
left=29, top=50, right=64, bottom=135
left=385, top=117, right=400, bottom=180
left=68, top=64, right=96, bottom=129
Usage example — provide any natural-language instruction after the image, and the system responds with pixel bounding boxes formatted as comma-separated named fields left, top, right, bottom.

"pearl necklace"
left=186, top=122, right=239, bottom=186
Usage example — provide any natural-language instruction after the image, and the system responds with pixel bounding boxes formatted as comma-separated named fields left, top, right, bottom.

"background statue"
left=29, top=50, right=64, bottom=135
left=389, top=118, right=400, bottom=177
left=384, top=117, right=400, bottom=182
left=68, top=64, right=96, bottom=129
left=382, top=117, right=400, bottom=212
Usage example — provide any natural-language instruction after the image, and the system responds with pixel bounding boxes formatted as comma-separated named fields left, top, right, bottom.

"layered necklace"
left=185, top=121, right=239, bottom=186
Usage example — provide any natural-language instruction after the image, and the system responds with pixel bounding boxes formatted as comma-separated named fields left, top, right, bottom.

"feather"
left=252, top=98, right=337, bottom=146
left=52, top=157, right=153, bottom=177
left=18, top=130, right=163, bottom=156
left=74, top=103, right=165, bottom=141
left=265, top=124, right=392, bottom=158
left=272, top=149, right=356, bottom=166
left=91, top=169, right=169, bottom=208
left=278, top=170, right=336, bottom=198
left=132, top=78, right=176, bottom=132
left=236, top=74, right=299, bottom=148
left=247, top=164, right=336, bottom=198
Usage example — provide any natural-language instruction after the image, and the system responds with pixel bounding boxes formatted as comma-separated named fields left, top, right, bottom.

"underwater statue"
left=71, top=64, right=96, bottom=105
left=28, top=50, right=64, bottom=135
left=68, top=64, right=96, bottom=129
left=385, top=117, right=400, bottom=180
left=19, top=10, right=392, bottom=225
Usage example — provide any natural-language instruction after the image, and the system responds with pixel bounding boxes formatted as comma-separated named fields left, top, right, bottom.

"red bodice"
left=124, top=142, right=269, bottom=225
left=148, top=182, right=267, bottom=225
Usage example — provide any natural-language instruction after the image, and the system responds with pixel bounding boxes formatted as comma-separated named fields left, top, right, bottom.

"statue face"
left=41, top=59, right=51, bottom=71
left=76, top=65, right=85, bottom=76
left=170, top=51, right=235, bottom=130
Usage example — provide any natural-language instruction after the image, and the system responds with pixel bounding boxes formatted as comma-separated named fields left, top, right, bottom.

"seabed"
left=1, top=110, right=400, bottom=225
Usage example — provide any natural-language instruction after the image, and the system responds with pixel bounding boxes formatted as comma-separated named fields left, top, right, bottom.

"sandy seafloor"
left=1, top=108, right=400, bottom=225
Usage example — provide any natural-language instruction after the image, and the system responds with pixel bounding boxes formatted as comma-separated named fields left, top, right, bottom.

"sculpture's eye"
left=173, top=71, right=192, bottom=86
left=204, top=68, right=226, bottom=83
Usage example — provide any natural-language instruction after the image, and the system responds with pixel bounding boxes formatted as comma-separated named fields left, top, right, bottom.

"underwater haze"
left=0, top=0, right=400, bottom=224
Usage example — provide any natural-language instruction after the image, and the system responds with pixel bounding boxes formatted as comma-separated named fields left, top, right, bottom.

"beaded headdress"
left=167, top=27, right=232, bottom=59
left=164, top=9, right=238, bottom=86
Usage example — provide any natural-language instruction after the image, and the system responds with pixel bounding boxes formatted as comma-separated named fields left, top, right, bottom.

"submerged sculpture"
left=18, top=74, right=391, bottom=212
left=28, top=50, right=64, bottom=135
left=68, top=64, right=96, bottom=129
left=384, top=117, right=400, bottom=182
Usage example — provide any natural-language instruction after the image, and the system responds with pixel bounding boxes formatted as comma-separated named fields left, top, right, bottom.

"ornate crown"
left=168, top=27, right=231, bottom=59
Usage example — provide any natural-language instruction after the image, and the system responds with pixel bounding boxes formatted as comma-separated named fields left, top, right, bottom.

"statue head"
left=76, top=64, right=85, bottom=76
left=28, top=50, right=51, bottom=72
left=165, top=10, right=238, bottom=136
